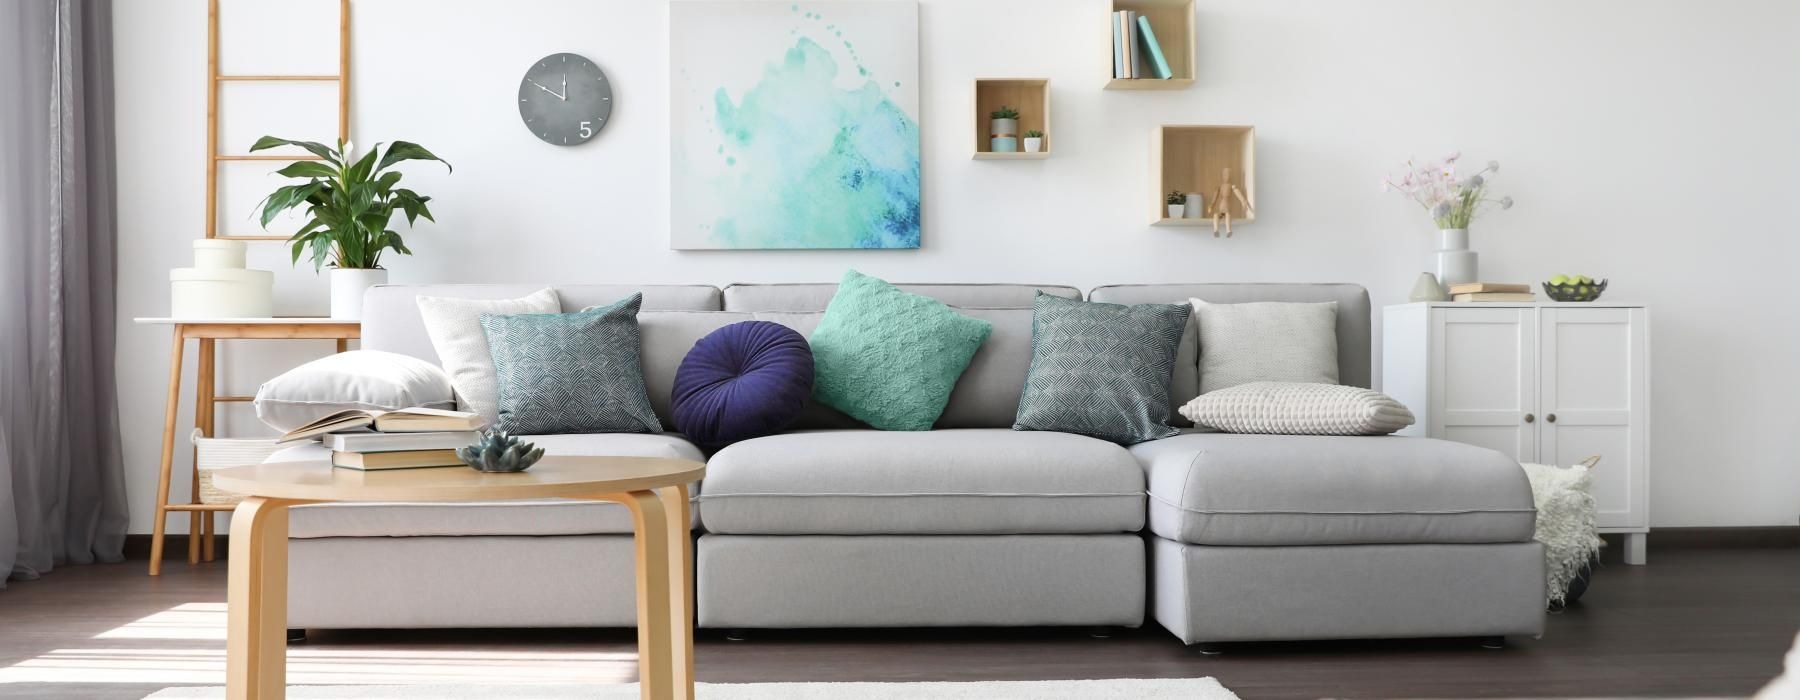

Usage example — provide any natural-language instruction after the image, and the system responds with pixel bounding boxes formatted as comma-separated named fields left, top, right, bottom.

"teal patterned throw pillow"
left=810, top=270, right=993, bottom=431
left=1014, top=293, right=1190, bottom=445
left=480, top=294, right=662, bottom=435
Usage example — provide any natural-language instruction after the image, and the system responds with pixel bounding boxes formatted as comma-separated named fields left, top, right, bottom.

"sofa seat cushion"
left=698, top=429, right=1145, bottom=535
left=1128, top=432, right=1534, bottom=546
left=273, top=433, right=704, bottom=538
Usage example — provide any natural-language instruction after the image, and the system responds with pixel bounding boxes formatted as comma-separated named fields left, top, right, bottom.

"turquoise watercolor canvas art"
left=671, top=1, right=920, bottom=250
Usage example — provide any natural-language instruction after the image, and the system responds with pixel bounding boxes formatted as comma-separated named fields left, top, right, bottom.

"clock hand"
left=560, top=74, right=567, bottom=101
left=525, top=77, right=565, bottom=100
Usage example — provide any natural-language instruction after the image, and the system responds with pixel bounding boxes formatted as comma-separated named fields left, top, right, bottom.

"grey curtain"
left=0, top=0, right=128, bottom=588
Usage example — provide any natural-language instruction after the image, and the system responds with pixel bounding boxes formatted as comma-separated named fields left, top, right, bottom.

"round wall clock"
left=517, top=53, right=612, bottom=146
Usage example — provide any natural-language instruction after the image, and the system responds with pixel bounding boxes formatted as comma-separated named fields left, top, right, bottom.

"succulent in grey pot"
left=457, top=429, right=545, bottom=473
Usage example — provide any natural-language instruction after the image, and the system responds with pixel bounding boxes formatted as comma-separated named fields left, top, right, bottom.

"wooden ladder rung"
left=212, top=396, right=255, bottom=403
left=217, top=74, right=341, bottom=81
left=215, top=235, right=291, bottom=241
left=165, top=503, right=237, bottom=512
left=215, top=154, right=326, bottom=161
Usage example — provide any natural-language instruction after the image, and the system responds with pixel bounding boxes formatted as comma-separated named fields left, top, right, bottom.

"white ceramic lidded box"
left=170, top=239, right=274, bottom=318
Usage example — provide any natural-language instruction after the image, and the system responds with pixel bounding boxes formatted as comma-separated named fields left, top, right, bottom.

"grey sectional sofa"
left=272, top=281, right=1544, bottom=647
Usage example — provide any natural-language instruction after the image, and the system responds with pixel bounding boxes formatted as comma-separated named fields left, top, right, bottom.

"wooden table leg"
left=190, top=338, right=213, bottom=565
left=227, top=497, right=291, bottom=700
left=619, top=490, right=681, bottom=700
left=335, top=338, right=348, bottom=354
left=659, top=485, right=694, bottom=698
left=149, top=328, right=186, bottom=576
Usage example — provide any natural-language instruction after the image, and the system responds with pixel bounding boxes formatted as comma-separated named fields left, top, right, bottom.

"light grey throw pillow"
left=416, top=288, right=561, bottom=426
left=1191, top=298, right=1338, bottom=393
left=253, top=350, right=456, bottom=432
left=1179, top=382, right=1415, bottom=435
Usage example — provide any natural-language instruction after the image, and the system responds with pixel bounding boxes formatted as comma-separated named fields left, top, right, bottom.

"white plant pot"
left=1167, top=204, right=1184, bottom=219
left=1434, top=228, right=1479, bottom=287
left=1022, top=137, right=1042, bottom=153
left=330, top=268, right=388, bottom=320
left=1183, top=193, right=1204, bottom=219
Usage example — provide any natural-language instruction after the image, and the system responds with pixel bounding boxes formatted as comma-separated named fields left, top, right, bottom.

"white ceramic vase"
left=330, top=268, right=388, bottom=320
left=1183, top=193, right=1204, bottom=219
left=1022, top=137, right=1042, bottom=153
left=1434, top=228, right=1478, bottom=287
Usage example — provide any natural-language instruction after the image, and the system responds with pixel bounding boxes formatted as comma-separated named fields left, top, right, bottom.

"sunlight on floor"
left=0, top=602, right=640, bottom=686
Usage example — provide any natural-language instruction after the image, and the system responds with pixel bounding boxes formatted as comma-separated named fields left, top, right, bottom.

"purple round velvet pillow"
left=672, top=321, right=814, bottom=447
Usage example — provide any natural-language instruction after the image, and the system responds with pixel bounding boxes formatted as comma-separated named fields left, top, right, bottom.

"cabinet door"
left=1432, top=307, right=1537, bottom=461
left=1539, top=307, right=1648, bottom=529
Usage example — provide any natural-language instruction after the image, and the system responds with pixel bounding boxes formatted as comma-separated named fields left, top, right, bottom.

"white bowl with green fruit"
left=1542, top=274, right=1608, bottom=302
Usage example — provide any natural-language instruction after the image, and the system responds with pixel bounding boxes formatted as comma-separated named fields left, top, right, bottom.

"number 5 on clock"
left=579, top=121, right=593, bottom=139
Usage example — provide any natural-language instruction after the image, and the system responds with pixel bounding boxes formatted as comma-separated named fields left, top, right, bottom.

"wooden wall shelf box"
left=1104, top=0, right=1196, bottom=90
left=1150, top=125, right=1255, bottom=227
left=972, top=78, right=1051, bottom=159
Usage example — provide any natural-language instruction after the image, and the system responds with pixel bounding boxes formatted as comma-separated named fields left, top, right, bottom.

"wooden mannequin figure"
left=1206, top=167, right=1255, bottom=237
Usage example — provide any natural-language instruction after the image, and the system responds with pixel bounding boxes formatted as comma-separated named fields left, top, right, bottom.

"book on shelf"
left=1111, top=12, right=1126, bottom=78
left=324, top=431, right=481, bottom=453
left=278, top=406, right=483, bottom=443
left=1126, top=11, right=1145, bottom=79
left=331, top=449, right=463, bottom=471
left=1447, top=282, right=1531, bottom=295
left=1136, top=15, right=1174, bottom=79
left=1453, top=292, right=1536, bottom=302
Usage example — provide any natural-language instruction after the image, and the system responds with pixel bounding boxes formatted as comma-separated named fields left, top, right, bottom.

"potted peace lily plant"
left=1382, top=152, right=1513, bottom=287
left=251, top=136, right=450, bottom=319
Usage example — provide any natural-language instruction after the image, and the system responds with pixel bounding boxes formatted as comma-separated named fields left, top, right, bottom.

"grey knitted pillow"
left=480, top=294, right=662, bottom=435
left=1191, top=298, right=1339, bottom=393
left=1179, top=382, right=1414, bottom=435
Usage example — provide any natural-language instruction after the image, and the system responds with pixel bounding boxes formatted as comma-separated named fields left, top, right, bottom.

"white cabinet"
left=1383, top=302, right=1650, bottom=564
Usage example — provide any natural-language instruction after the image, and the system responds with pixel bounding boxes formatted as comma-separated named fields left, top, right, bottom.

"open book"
left=278, top=407, right=484, bottom=443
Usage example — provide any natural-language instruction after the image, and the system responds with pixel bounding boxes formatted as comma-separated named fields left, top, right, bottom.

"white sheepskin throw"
left=1522, top=461, right=1606, bottom=605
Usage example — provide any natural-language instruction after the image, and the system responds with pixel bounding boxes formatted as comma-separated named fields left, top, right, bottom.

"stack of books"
left=1112, top=11, right=1174, bottom=80
left=277, top=406, right=484, bottom=470
left=1449, top=282, right=1535, bottom=302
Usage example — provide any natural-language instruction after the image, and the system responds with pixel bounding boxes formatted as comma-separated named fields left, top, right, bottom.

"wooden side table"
left=133, top=318, right=361, bottom=575
left=211, top=455, right=704, bottom=700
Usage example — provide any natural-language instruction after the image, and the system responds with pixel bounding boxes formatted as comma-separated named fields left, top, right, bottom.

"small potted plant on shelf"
left=1166, top=190, right=1186, bottom=219
left=251, top=136, right=450, bottom=320
left=1022, top=130, right=1045, bottom=153
left=989, top=105, right=1020, bottom=153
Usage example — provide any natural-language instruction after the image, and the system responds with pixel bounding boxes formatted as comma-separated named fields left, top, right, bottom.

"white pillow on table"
left=254, top=350, right=455, bottom=432
left=415, top=287, right=561, bottom=426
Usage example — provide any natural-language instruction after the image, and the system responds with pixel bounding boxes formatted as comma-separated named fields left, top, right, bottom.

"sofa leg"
left=1479, top=635, right=1506, bottom=650
left=287, top=628, right=307, bottom=644
left=1086, top=626, right=1116, bottom=639
left=723, top=629, right=750, bottom=642
left=1193, top=642, right=1226, bottom=656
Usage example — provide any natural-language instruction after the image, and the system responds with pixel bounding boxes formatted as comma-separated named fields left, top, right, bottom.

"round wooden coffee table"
left=211, top=454, right=706, bottom=700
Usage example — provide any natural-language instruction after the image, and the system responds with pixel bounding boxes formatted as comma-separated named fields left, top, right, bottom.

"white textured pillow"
left=253, top=350, right=456, bottom=432
left=1191, top=298, right=1338, bottom=393
left=1178, top=382, right=1414, bottom=435
left=416, top=288, right=561, bottom=425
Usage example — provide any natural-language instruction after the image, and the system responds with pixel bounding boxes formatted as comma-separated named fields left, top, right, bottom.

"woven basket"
left=191, top=429, right=288, bottom=506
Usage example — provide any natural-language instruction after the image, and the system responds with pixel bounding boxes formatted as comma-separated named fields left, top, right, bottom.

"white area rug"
left=145, top=678, right=1236, bottom=699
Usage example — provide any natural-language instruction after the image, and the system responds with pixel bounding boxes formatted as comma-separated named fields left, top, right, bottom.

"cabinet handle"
left=1524, top=413, right=1535, bottom=424
left=1547, top=413, right=1557, bottom=423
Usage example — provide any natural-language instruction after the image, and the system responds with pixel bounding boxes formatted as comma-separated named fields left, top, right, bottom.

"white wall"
left=113, top=0, right=1800, bottom=534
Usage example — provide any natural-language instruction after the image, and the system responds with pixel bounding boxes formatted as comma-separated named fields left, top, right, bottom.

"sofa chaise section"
left=1092, top=284, right=1545, bottom=647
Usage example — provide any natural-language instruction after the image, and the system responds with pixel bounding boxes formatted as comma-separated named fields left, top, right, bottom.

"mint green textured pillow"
left=809, top=270, right=993, bottom=431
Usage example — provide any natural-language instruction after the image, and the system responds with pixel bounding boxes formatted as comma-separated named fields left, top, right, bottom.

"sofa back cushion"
left=1088, top=284, right=1372, bottom=391
left=723, top=282, right=1078, bottom=312
left=363, top=284, right=723, bottom=364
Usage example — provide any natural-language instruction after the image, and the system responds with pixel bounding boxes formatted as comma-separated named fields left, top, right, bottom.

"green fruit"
left=1549, top=274, right=1570, bottom=285
left=1577, top=275, right=1593, bottom=284
left=1577, top=285, right=1591, bottom=295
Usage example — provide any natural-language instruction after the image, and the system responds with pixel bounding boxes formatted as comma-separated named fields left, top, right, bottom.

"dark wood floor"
left=1, top=541, right=1795, bottom=699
